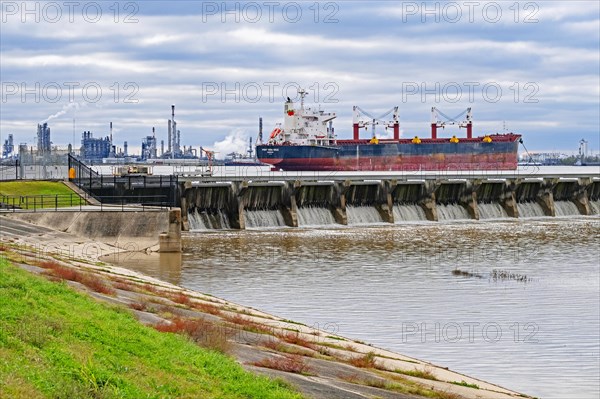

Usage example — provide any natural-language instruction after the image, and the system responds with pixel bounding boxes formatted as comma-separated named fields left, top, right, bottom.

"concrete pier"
left=5, top=208, right=181, bottom=251
left=159, top=208, right=182, bottom=252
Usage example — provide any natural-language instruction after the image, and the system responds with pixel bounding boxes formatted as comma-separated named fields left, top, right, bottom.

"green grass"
left=451, top=380, right=480, bottom=389
left=0, top=258, right=303, bottom=399
left=0, top=181, right=84, bottom=209
left=0, top=181, right=76, bottom=196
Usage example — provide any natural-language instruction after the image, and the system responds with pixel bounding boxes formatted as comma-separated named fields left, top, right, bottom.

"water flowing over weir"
left=392, top=183, right=428, bottom=222
left=554, top=201, right=581, bottom=216
left=295, top=183, right=338, bottom=226
left=178, top=175, right=599, bottom=230
left=182, top=184, right=235, bottom=230
left=297, top=206, right=337, bottom=226
left=393, top=204, right=427, bottom=221
left=515, top=180, right=548, bottom=217
left=435, top=182, right=473, bottom=220
left=478, top=203, right=508, bottom=219
left=188, top=209, right=230, bottom=230
left=241, top=183, right=290, bottom=228
left=344, top=183, right=387, bottom=224
left=437, top=203, right=471, bottom=220
left=244, top=209, right=286, bottom=228
left=346, top=205, right=384, bottom=224
left=476, top=181, right=510, bottom=219
left=517, top=202, right=546, bottom=217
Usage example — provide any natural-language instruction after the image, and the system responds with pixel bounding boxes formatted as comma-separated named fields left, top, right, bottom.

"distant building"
left=141, top=129, right=158, bottom=160
left=37, top=123, right=51, bottom=154
left=80, top=131, right=112, bottom=163
left=2, top=134, right=14, bottom=158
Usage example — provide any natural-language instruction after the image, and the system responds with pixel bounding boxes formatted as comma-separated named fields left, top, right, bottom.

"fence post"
left=55, top=195, right=58, bottom=211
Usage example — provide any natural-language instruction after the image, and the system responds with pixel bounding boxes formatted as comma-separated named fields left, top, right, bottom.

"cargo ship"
left=256, top=90, right=521, bottom=171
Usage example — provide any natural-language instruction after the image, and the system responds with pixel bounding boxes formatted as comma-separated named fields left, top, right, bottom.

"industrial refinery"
left=0, top=104, right=255, bottom=166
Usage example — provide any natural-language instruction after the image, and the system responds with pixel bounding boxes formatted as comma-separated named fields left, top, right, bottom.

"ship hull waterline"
left=257, top=138, right=520, bottom=171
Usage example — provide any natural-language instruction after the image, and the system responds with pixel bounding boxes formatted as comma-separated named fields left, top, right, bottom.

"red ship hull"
left=257, top=134, right=521, bottom=171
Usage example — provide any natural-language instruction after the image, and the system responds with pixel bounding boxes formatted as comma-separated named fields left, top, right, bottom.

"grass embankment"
left=0, top=258, right=302, bottom=399
left=0, top=181, right=85, bottom=209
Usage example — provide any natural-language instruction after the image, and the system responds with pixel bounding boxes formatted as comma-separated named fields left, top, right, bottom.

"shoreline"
left=1, top=216, right=532, bottom=399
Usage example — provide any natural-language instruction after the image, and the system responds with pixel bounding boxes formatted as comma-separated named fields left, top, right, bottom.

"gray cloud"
left=1, top=1, right=598, bottom=154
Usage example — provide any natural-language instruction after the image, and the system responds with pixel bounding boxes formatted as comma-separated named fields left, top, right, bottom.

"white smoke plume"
left=41, top=102, right=83, bottom=123
left=211, top=129, right=250, bottom=159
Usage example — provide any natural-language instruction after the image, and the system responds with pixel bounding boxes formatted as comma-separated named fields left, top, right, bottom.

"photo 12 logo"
left=398, top=1, right=539, bottom=24
left=401, top=321, right=539, bottom=343
left=201, top=81, right=339, bottom=103
left=401, top=81, right=540, bottom=104
left=1, top=81, right=139, bottom=104
left=200, top=1, right=339, bottom=23
left=1, top=1, right=139, bottom=24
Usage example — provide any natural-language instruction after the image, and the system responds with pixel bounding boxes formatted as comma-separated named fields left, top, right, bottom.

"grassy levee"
left=0, top=181, right=85, bottom=209
left=0, top=258, right=303, bottom=399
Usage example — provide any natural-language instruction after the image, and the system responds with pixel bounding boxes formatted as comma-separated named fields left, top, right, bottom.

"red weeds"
left=128, top=302, right=147, bottom=311
left=141, top=284, right=162, bottom=295
left=169, top=292, right=192, bottom=306
left=252, top=354, right=312, bottom=374
left=224, top=314, right=273, bottom=334
left=154, top=317, right=206, bottom=335
left=348, top=352, right=379, bottom=369
left=38, top=260, right=116, bottom=296
left=113, top=281, right=134, bottom=291
left=276, top=331, right=316, bottom=350
left=193, top=301, right=222, bottom=316
left=81, top=277, right=116, bottom=295
left=153, top=317, right=231, bottom=353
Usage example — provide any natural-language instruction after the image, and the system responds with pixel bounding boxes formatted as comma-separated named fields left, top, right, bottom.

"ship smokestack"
left=352, top=106, right=360, bottom=140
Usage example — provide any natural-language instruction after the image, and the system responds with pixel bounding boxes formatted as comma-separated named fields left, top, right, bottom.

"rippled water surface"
left=125, top=218, right=600, bottom=398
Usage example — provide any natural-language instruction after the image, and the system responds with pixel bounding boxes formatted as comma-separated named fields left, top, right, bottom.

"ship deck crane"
left=353, top=106, right=399, bottom=140
left=431, top=107, right=472, bottom=139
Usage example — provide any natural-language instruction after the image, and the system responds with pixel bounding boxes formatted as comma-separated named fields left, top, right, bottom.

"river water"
left=120, top=217, right=599, bottom=398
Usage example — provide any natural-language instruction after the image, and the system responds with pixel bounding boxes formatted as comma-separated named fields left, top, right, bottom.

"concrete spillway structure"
left=589, top=180, right=600, bottom=214
left=391, top=181, right=429, bottom=222
left=294, top=181, right=341, bottom=225
left=182, top=182, right=238, bottom=230
left=476, top=180, right=514, bottom=219
left=343, top=181, right=391, bottom=224
left=179, top=176, right=600, bottom=230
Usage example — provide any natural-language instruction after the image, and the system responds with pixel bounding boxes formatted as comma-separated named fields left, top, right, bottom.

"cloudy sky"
left=1, top=1, right=599, bottom=156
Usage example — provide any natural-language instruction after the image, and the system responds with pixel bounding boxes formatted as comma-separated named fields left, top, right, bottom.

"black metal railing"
left=67, top=154, right=179, bottom=207
left=0, top=194, right=170, bottom=212
left=0, top=161, right=20, bottom=180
